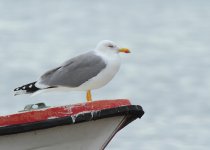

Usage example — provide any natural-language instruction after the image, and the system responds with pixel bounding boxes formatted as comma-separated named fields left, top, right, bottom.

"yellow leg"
left=86, top=90, right=92, bottom=102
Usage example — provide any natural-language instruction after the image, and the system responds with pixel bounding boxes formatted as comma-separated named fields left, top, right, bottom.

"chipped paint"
left=0, top=99, right=131, bottom=127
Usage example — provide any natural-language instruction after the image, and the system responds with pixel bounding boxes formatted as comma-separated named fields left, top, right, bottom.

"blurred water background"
left=0, top=0, right=210, bottom=149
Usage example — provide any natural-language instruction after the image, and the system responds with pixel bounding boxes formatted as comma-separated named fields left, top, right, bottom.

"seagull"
left=14, top=40, right=130, bottom=102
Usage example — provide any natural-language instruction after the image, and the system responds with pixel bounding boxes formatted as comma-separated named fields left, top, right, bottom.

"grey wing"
left=38, top=51, right=106, bottom=87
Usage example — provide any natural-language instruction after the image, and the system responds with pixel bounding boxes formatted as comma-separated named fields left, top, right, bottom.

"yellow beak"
left=118, top=48, right=131, bottom=53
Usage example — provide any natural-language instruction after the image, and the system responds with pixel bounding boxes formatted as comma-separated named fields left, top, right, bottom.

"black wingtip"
left=14, top=82, right=39, bottom=96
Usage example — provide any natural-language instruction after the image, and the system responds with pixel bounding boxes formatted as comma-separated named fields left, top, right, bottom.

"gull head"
left=95, top=40, right=130, bottom=54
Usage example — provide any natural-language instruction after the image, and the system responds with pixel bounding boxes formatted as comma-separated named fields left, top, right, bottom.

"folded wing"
left=37, top=51, right=106, bottom=88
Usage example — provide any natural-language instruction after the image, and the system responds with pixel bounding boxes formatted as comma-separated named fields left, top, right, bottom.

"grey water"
left=0, top=0, right=210, bottom=150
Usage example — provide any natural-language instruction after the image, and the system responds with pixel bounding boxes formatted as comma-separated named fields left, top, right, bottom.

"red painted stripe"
left=0, top=99, right=130, bottom=126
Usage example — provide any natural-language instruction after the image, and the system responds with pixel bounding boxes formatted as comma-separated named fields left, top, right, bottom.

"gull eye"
left=108, top=44, right=114, bottom=48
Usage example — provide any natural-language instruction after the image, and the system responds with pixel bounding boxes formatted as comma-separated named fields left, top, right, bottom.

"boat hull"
left=0, top=99, right=144, bottom=150
left=0, top=116, right=125, bottom=150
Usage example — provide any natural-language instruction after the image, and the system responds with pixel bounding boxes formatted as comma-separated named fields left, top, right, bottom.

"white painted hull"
left=0, top=116, right=125, bottom=150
